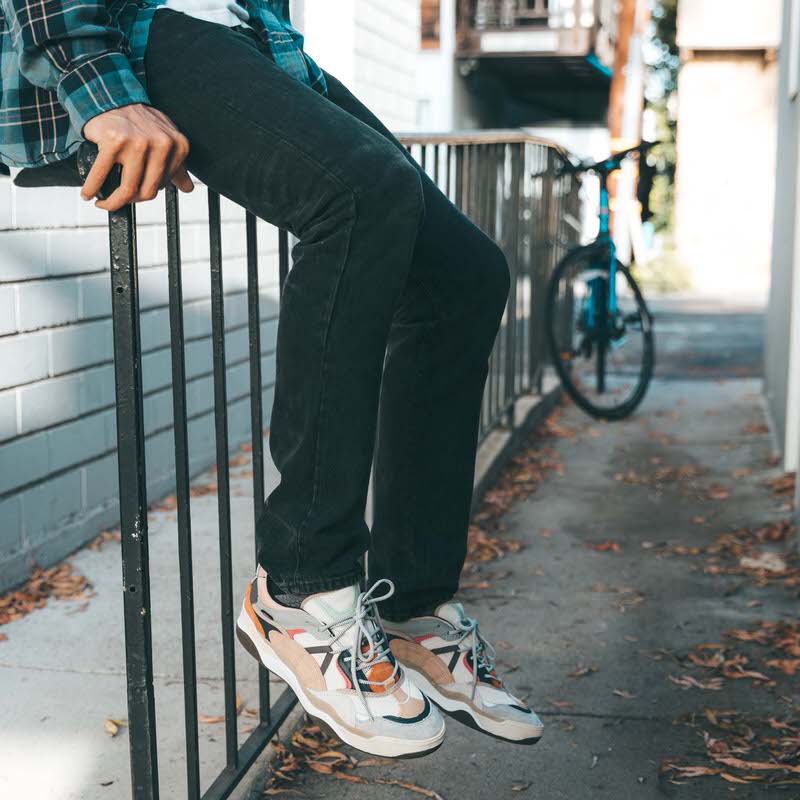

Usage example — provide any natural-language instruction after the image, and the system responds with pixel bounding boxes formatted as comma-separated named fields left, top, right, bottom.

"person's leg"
left=320, top=74, right=511, bottom=620
left=144, top=10, right=425, bottom=593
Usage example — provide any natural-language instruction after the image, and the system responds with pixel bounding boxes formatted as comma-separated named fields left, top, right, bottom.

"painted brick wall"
left=0, top=175, right=281, bottom=590
left=301, top=0, right=419, bottom=131
left=352, top=0, right=420, bottom=130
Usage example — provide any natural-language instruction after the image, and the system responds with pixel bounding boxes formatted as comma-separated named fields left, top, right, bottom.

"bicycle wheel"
left=545, top=245, right=654, bottom=420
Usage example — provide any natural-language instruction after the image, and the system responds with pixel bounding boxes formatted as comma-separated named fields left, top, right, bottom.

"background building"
left=764, top=0, right=800, bottom=482
left=673, top=0, right=781, bottom=302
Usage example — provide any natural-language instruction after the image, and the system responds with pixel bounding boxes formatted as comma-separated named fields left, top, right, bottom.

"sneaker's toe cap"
left=369, top=695, right=446, bottom=742
left=492, top=701, right=544, bottom=732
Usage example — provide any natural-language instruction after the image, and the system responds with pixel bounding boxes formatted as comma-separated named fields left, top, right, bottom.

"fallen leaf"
left=739, top=552, right=787, bottom=573
left=375, top=778, right=445, bottom=799
left=334, top=771, right=368, bottom=783
left=766, top=658, right=800, bottom=675
left=568, top=665, right=599, bottom=678
left=584, top=540, right=620, bottom=552
left=198, top=713, right=226, bottom=724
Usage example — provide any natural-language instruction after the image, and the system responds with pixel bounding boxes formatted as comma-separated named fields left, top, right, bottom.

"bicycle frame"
left=597, top=171, right=618, bottom=316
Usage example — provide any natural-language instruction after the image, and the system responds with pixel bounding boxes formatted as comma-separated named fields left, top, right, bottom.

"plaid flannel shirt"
left=0, top=0, right=326, bottom=168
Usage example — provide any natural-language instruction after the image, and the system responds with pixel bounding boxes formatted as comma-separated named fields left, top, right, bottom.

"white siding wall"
left=0, top=177, right=281, bottom=590
left=352, top=0, right=419, bottom=130
left=302, top=0, right=420, bottom=130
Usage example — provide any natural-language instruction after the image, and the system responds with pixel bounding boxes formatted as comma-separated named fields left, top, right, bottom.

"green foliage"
left=644, top=0, right=679, bottom=235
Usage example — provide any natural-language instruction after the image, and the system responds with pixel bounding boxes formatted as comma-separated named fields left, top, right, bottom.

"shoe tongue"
left=435, top=600, right=467, bottom=627
left=302, top=584, right=359, bottom=627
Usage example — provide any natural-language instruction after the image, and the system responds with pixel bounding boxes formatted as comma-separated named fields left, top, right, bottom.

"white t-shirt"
left=163, top=0, right=250, bottom=28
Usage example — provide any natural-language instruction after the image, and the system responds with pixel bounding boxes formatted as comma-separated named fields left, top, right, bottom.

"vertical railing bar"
left=246, top=211, right=272, bottom=725
left=471, top=145, right=488, bottom=434
left=484, top=145, right=499, bottom=427
left=208, top=189, right=239, bottom=768
left=513, top=143, right=521, bottom=399
left=447, top=145, right=454, bottom=202
left=505, top=144, right=521, bottom=417
left=165, top=186, right=201, bottom=800
left=455, top=145, right=465, bottom=212
left=520, top=144, right=530, bottom=393
left=492, top=144, right=504, bottom=423
left=109, top=201, right=160, bottom=800
left=463, top=145, right=471, bottom=215
left=432, top=143, right=440, bottom=187
left=532, top=150, right=551, bottom=387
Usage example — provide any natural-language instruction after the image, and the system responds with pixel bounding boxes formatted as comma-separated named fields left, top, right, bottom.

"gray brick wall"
left=0, top=175, right=281, bottom=591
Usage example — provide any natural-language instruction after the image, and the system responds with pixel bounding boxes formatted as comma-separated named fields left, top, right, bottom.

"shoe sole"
left=236, top=609, right=446, bottom=758
left=402, top=665, right=542, bottom=745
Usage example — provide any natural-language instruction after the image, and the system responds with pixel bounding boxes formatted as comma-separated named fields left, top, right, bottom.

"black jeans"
left=145, top=10, right=509, bottom=619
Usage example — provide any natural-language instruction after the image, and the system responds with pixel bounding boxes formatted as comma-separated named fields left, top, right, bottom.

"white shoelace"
left=453, top=616, right=498, bottom=700
left=324, top=579, right=399, bottom=720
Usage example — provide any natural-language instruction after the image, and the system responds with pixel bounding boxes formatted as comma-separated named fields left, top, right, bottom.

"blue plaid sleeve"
left=0, top=0, right=150, bottom=134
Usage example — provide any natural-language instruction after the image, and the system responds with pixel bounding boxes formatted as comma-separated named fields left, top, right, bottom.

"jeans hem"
left=264, top=569, right=364, bottom=595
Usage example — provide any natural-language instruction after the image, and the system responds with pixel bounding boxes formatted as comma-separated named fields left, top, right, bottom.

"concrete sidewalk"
left=0, top=439, right=286, bottom=798
left=257, top=377, right=799, bottom=799
left=4, top=298, right=797, bottom=799
left=0, top=381, right=555, bottom=800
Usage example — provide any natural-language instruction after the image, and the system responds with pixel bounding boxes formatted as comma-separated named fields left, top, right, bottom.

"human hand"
left=82, top=104, right=193, bottom=211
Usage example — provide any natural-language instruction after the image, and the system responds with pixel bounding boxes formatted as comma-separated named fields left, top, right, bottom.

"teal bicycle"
left=545, top=142, right=656, bottom=420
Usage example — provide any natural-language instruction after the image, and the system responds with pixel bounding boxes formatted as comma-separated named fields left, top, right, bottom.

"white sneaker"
left=385, top=601, right=543, bottom=744
left=236, top=569, right=446, bottom=758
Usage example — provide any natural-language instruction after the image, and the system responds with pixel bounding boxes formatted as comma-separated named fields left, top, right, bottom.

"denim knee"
left=358, top=149, right=425, bottom=231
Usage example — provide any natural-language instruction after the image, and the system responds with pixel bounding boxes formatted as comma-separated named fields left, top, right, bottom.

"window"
left=422, top=0, right=441, bottom=49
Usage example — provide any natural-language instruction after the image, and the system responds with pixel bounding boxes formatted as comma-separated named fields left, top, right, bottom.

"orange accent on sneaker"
left=244, top=586, right=265, bottom=637
left=366, top=661, right=395, bottom=692
left=285, top=628, right=306, bottom=639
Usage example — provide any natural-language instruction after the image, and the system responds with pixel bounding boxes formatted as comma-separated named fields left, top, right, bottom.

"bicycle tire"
left=545, top=245, right=655, bottom=420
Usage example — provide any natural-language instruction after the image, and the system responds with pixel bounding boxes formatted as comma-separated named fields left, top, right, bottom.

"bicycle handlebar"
left=557, top=140, right=660, bottom=178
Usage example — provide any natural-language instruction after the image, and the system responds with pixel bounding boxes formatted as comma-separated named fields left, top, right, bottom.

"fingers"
left=80, top=105, right=191, bottom=210
left=137, top=134, right=174, bottom=201
left=171, top=166, right=195, bottom=194
left=80, top=147, right=117, bottom=201
left=163, top=134, right=191, bottom=191
left=95, top=149, right=146, bottom=212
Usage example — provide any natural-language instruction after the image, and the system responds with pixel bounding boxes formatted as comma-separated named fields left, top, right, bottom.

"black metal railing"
left=400, top=132, right=581, bottom=439
left=106, top=131, right=580, bottom=799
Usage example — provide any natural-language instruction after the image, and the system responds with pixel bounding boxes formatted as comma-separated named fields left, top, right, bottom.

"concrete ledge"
left=472, top=376, right=561, bottom=515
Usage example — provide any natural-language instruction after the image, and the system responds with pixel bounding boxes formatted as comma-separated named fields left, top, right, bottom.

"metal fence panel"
left=108, top=132, right=580, bottom=799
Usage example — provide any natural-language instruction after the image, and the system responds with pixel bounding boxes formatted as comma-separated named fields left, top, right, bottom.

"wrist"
left=57, top=53, right=151, bottom=136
